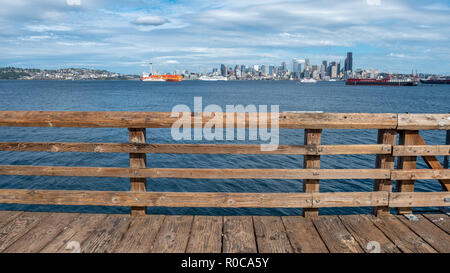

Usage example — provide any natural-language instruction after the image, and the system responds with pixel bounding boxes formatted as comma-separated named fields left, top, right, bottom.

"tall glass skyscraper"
left=344, top=52, right=353, bottom=72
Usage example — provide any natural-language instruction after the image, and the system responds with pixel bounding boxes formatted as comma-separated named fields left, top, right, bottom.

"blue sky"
left=0, top=0, right=449, bottom=74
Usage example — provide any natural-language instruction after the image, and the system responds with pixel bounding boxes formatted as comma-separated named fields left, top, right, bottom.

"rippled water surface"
left=0, top=80, right=448, bottom=215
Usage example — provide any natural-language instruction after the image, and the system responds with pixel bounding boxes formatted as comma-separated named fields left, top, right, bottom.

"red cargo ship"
left=345, top=76, right=418, bottom=86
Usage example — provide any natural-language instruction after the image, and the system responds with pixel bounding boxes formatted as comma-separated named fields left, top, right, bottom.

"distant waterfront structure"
left=304, top=58, right=310, bottom=72
left=345, top=52, right=353, bottom=73
left=220, top=64, right=227, bottom=76
left=261, top=65, right=268, bottom=76
left=280, top=62, right=287, bottom=74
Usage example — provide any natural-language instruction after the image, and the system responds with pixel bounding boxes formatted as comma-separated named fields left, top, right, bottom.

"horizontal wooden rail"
left=0, top=142, right=392, bottom=155
left=393, top=145, right=450, bottom=156
left=398, top=114, right=450, bottom=130
left=0, top=111, right=398, bottom=129
left=1, top=165, right=448, bottom=180
left=0, top=165, right=391, bottom=180
left=0, top=111, right=448, bottom=216
left=0, top=189, right=447, bottom=208
left=0, top=190, right=387, bottom=208
left=391, top=169, right=450, bottom=180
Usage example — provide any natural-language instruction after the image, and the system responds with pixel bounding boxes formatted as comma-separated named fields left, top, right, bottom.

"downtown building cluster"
left=212, top=52, right=353, bottom=81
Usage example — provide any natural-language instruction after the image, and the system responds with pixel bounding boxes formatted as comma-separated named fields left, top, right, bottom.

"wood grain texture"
left=373, top=129, right=397, bottom=216
left=0, top=211, right=23, bottom=229
left=312, top=216, right=363, bottom=253
left=393, top=145, right=450, bottom=156
left=370, top=215, right=436, bottom=253
left=0, top=142, right=392, bottom=155
left=396, top=130, right=418, bottom=214
left=186, top=216, right=223, bottom=253
left=397, top=215, right=450, bottom=252
left=339, top=215, right=400, bottom=253
left=129, top=128, right=147, bottom=216
left=415, top=134, right=450, bottom=191
left=4, top=212, right=78, bottom=253
left=114, top=215, right=165, bottom=253
left=389, top=192, right=450, bottom=207
left=398, top=114, right=450, bottom=130
left=0, top=212, right=49, bottom=252
left=422, top=214, right=450, bottom=234
left=81, top=215, right=131, bottom=253
left=150, top=216, right=193, bottom=253
left=281, top=216, right=328, bottom=253
left=223, top=216, right=257, bottom=253
left=0, top=189, right=390, bottom=208
left=253, top=216, right=293, bottom=253
left=303, top=129, right=321, bottom=218
left=0, top=165, right=391, bottom=179
left=40, top=214, right=108, bottom=253
left=0, top=111, right=398, bottom=129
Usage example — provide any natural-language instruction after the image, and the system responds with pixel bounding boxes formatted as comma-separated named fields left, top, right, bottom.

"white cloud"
left=26, top=25, right=72, bottom=32
left=162, top=60, right=179, bottom=64
left=66, top=0, right=81, bottom=6
left=132, top=16, right=169, bottom=26
left=366, top=0, right=381, bottom=6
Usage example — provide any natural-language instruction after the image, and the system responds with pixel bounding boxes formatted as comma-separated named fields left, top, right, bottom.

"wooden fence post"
left=396, top=130, right=419, bottom=215
left=129, top=128, right=147, bottom=216
left=303, top=129, right=322, bottom=218
left=445, top=130, right=449, bottom=169
left=373, top=129, right=397, bottom=216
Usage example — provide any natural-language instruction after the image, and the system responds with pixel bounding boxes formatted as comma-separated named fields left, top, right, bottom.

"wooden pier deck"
left=0, top=211, right=448, bottom=253
left=0, top=111, right=449, bottom=253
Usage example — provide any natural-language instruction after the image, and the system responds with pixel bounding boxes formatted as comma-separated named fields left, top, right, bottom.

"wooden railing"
left=0, top=111, right=448, bottom=217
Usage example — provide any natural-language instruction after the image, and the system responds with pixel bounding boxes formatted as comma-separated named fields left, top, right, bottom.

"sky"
left=0, top=0, right=449, bottom=74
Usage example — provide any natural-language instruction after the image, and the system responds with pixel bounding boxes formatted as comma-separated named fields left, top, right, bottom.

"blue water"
left=0, top=80, right=448, bottom=215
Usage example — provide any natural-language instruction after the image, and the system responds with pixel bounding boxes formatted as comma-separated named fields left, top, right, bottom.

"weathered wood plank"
left=114, top=215, right=165, bottom=253
left=396, top=130, right=418, bottom=214
left=129, top=128, right=147, bottom=216
left=0, top=212, right=49, bottom=252
left=312, top=216, right=364, bottom=253
left=223, top=216, right=257, bottom=253
left=0, top=142, right=392, bottom=155
left=150, top=216, right=193, bottom=253
left=370, top=215, right=436, bottom=253
left=186, top=216, right=223, bottom=253
left=393, top=145, right=450, bottom=156
left=422, top=214, right=450, bottom=234
left=253, top=216, right=293, bottom=253
left=397, top=215, right=450, bottom=252
left=0, top=111, right=398, bottom=129
left=81, top=215, right=131, bottom=253
left=0, top=211, right=23, bottom=229
left=312, top=192, right=388, bottom=208
left=445, top=130, right=449, bottom=169
left=373, top=129, right=397, bottom=216
left=4, top=213, right=78, bottom=253
left=0, top=165, right=391, bottom=179
left=398, top=114, right=450, bottom=130
left=40, top=213, right=108, bottom=253
left=389, top=192, right=450, bottom=207
left=303, top=129, right=321, bottom=218
left=281, top=216, right=328, bottom=253
left=392, top=169, right=450, bottom=180
left=416, top=135, right=450, bottom=191
left=0, top=189, right=390, bottom=208
left=339, top=215, right=400, bottom=253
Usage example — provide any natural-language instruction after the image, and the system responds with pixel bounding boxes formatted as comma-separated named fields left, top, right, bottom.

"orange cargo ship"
left=140, top=63, right=182, bottom=82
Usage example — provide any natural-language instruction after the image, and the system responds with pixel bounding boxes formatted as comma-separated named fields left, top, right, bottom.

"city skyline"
left=0, top=0, right=449, bottom=74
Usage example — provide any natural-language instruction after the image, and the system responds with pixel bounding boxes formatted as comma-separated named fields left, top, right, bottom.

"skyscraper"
left=292, top=59, right=298, bottom=73
left=220, top=64, right=227, bottom=76
left=304, top=58, right=310, bottom=72
left=344, top=52, right=353, bottom=73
